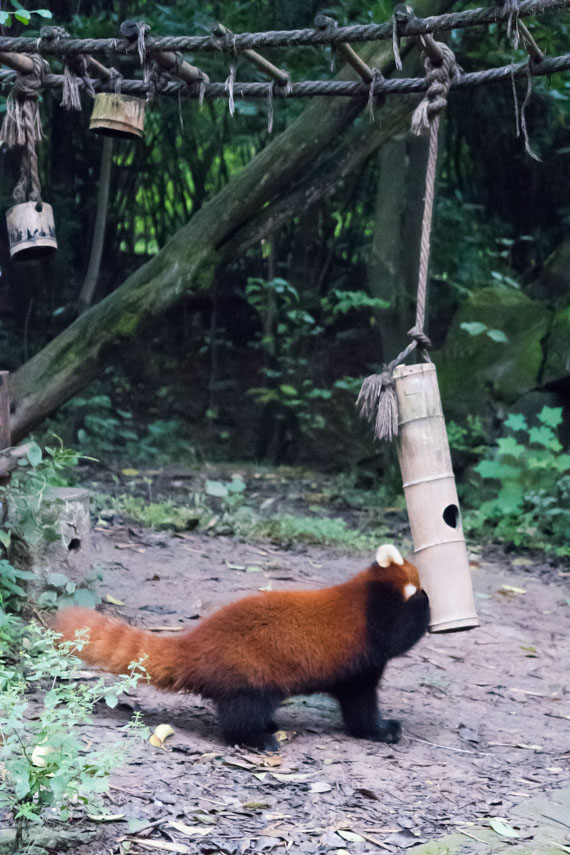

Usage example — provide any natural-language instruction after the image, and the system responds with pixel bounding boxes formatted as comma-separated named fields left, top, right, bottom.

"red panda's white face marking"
left=374, top=544, right=422, bottom=600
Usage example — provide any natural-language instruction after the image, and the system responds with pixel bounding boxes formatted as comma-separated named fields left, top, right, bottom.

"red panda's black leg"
left=216, top=691, right=281, bottom=752
left=332, top=671, right=401, bottom=744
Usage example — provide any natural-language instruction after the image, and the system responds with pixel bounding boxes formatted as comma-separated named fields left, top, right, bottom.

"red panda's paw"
left=369, top=718, right=401, bottom=744
left=259, top=733, right=280, bottom=753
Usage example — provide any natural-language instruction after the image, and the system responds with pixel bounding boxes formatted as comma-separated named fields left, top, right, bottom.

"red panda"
left=54, top=544, right=429, bottom=752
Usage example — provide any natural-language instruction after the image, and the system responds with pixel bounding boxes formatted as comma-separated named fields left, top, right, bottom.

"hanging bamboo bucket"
left=89, top=93, right=145, bottom=139
left=393, top=363, right=478, bottom=632
left=6, top=201, right=57, bottom=261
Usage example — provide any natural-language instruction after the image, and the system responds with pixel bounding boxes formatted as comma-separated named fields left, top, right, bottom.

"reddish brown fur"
left=54, top=558, right=420, bottom=698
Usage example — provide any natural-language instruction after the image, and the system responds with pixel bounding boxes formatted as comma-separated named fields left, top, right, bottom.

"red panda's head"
left=373, top=543, right=422, bottom=601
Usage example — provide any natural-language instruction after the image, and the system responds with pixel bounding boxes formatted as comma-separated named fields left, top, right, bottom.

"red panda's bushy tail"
left=53, top=607, right=186, bottom=689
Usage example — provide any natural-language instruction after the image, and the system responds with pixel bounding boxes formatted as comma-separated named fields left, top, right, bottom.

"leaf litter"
left=20, top=503, right=570, bottom=855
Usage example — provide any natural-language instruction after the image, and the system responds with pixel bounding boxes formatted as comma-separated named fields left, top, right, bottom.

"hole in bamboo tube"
left=443, top=504, right=459, bottom=528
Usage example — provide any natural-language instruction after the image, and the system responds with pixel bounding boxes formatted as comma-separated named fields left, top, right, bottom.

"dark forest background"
left=0, top=0, right=568, bottom=556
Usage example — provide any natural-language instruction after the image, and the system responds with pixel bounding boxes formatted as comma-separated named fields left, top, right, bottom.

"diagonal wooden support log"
left=213, top=22, right=290, bottom=86
left=314, top=15, right=375, bottom=83
left=119, top=20, right=209, bottom=85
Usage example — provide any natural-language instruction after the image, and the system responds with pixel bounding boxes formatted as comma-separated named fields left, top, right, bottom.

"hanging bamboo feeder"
left=89, top=92, right=145, bottom=138
left=6, top=201, right=57, bottom=261
left=393, top=363, right=478, bottom=632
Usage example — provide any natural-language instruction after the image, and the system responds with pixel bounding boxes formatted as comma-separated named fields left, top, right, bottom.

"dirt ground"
left=39, top=519, right=570, bottom=855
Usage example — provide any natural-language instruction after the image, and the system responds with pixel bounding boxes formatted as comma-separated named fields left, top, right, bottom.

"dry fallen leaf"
left=149, top=724, right=175, bottom=749
left=501, top=584, right=527, bottom=594
left=222, top=757, right=256, bottom=770
left=88, top=813, right=126, bottom=822
left=337, top=830, right=365, bottom=843
left=272, top=772, right=316, bottom=783
left=31, top=744, right=56, bottom=767
left=310, top=782, right=332, bottom=793
left=169, top=822, right=210, bottom=837
left=104, top=594, right=125, bottom=606
left=487, top=818, right=520, bottom=838
left=126, top=839, right=189, bottom=853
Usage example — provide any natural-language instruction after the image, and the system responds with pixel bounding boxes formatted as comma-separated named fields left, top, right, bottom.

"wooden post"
left=393, top=363, right=478, bottom=632
left=0, top=371, right=10, bottom=451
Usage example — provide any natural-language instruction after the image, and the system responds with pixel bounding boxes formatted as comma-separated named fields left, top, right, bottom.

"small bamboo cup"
left=6, top=201, right=57, bottom=260
left=393, top=363, right=478, bottom=632
left=89, top=93, right=145, bottom=139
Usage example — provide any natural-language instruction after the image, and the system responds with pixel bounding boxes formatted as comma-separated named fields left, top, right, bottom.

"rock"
left=434, top=286, right=552, bottom=419
left=542, top=303, right=570, bottom=388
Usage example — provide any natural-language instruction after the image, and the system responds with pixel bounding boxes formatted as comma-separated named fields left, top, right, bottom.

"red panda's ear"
left=375, top=544, right=404, bottom=567
left=375, top=545, right=422, bottom=599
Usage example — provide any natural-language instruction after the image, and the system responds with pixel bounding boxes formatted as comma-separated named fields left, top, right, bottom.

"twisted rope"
left=0, top=0, right=563, bottom=54
left=0, top=55, right=45, bottom=203
left=0, top=52, right=566, bottom=99
left=357, top=42, right=458, bottom=441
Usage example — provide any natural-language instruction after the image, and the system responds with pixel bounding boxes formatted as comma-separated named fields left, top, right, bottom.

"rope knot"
left=0, top=55, right=45, bottom=203
left=407, top=325, right=432, bottom=350
left=411, top=43, right=458, bottom=136
left=0, top=55, right=44, bottom=148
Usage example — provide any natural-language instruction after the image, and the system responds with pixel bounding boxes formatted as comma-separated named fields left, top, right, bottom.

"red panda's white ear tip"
left=376, top=544, right=404, bottom=567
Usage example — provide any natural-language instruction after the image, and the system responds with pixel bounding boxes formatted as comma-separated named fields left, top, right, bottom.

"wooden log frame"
left=5, top=0, right=561, bottom=439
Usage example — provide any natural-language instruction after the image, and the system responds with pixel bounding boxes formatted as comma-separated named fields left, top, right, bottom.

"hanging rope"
left=38, top=26, right=95, bottom=110
left=356, top=41, right=458, bottom=441
left=0, top=54, right=45, bottom=204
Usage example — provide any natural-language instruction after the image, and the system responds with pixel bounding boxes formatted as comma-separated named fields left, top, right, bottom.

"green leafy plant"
left=96, top=493, right=202, bottom=532
left=467, top=406, right=570, bottom=557
left=56, top=393, right=195, bottom=463
left=460, top=321, right=509, bottom=343
left=321, top=288, right=389, bottom=319
left=245, top=277, right=332, bottom=436
left=0, top=624, right=147, bottom=849
left=0, top=2, right=52, bottom=26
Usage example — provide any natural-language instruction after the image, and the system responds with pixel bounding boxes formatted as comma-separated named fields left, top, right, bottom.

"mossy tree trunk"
left=10, top=0, right=453, bottom=441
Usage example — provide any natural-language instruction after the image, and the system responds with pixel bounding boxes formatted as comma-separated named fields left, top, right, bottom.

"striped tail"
left=53, top=607, right=185, bottom=689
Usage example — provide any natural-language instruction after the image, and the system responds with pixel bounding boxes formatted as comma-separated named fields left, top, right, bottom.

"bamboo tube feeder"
left=392, top=363, right=478, bottom=633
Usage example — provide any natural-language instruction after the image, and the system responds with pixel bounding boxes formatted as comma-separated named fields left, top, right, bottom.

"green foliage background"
left=0, top=0, right=568, bottom=556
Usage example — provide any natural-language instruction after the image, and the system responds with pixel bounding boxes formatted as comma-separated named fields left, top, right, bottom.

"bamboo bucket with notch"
left=6, top=201, right=57, bottom=260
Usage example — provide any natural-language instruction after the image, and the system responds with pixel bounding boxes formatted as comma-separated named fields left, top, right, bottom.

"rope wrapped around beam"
left=0, top=0, right=565, bottom=55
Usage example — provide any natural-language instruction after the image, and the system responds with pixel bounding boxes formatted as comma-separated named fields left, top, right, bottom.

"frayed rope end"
left=356, top=371, right=399, bottom=442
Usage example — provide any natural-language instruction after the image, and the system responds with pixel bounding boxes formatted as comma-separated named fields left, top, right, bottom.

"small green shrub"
left=0, top=439, right=97, bottom=616
left=97, top=493, right=202, bottom=531
left=467, top=406, right=570, bottom=557
left=0, top=624, right=146, bottom=848
left=244, top=512, right=385, bottom=551
left=58, top=394, right=195, bottom=463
